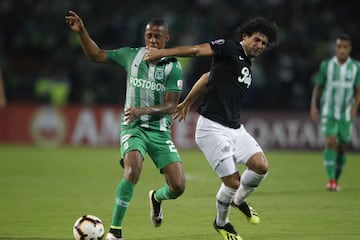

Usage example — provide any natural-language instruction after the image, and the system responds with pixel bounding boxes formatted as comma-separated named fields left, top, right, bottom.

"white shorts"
left=195, top=115, right=263, bottom=177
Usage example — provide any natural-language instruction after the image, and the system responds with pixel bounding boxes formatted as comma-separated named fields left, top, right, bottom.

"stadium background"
left=1, top=2, right=360, bottom=240
left=0, top=0, right=360, bottom=150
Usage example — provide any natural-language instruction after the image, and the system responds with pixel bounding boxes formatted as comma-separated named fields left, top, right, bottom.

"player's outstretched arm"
left=174, top=72, right=209, bottom=122
left=65, top=10, right=107, bottom=63
left=145, top=43, right=213, bottom=61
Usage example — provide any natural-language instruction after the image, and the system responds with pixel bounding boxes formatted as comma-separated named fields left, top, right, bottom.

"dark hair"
left=336, top=33, right=351, bottom=43
left=147, top=18, right=168, bottom=31
left=233, top=17, right=279, bottom=44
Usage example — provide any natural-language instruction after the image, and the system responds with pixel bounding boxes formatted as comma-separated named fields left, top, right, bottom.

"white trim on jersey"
left=334, top=64, right=346, bottom=119
left=126, top=47, right=146, bottom=110
left=323, top=60, right=334, bottom=117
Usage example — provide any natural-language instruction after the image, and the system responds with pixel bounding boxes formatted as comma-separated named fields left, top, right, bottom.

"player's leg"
left=213, top=163, right=244, bottom=240
left=334, top=144, right=346, bottom=191
left=334, top=120, right=352, bottom=190
left=148, top=162, right=186, bottom=227
left=195, top=116, right=242, bottom=240
left=161, top=162, right=186, bottom=199
left=235, top=152, right=268, bottom=201
left=321, top=118, right=339, bottom=191
left=147, top=131, right=185, bottom=227
left=232, top=125, right=267, bottom=224
left=217, top=170, right=240, bottom=225
left=212, top=160, right=242, bottom=240
left=232, top=152, right=267, bottom=224
left=323, top=135, right=337, bottom=190
left=107, top=128, right=146, bottom=240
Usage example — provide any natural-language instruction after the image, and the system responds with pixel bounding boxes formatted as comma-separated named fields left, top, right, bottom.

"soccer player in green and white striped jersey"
left=310, top=33, right=360, bottom=192
left=66, top=11, right=185, bottom=240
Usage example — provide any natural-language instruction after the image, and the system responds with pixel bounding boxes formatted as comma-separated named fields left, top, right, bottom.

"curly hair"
left=233, top=17, right=279, bottom=44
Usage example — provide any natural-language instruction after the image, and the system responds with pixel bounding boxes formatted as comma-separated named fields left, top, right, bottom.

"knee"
left=222, top=173, right=241, bottom=189
left=337, top=144, right=347, bottom=154
left=170, top=181, right=186, bottom=199
left=257, top=163, right=268, bottom=175
left=123, top=152, right=143, bottom=184
left=248, top=153, right=269, bottom=175
left=124, top=167, right=141, bottom=184
left=325, top=136, right=337, bottom=149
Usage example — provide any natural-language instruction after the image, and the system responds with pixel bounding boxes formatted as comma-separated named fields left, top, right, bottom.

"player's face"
left=335, top=38, right=351, bottom=64
left=242, top=32, right=269, bottom=58
left=144, top=24, right=169, bottom=49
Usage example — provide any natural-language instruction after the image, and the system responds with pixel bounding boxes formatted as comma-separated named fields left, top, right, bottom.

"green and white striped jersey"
left=315, top=56, right=360, bottom=121
left=107, top=47, right=183, bottom=131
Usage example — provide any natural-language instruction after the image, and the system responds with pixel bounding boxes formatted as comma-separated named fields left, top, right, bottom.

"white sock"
left=216, top=183, right=237, bottom=226
left=233, top=169, right=267, bottom=205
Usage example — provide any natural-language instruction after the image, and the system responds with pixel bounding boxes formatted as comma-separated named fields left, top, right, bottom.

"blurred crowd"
left=1, top=0, right=359, bottom=110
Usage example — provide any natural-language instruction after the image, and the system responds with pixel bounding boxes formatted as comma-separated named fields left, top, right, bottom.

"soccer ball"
left=73, top=214, right=105, bottom=240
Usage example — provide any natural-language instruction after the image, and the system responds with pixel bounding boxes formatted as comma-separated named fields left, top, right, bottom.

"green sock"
left=323, top=148, right=336, bottom=180
left=155, top=184, right=176, bottom=201
left=335, top=153, right=346, bottom=182
left=111, top=178, right=135, bottom=227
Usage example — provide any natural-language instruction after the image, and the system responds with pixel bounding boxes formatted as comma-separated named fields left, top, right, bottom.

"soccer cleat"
left=213, top=220, right=243, bottom=240
left=326, top=179, right=340, bottom=192
left=334, top=183, right=340, bottom=192
left=105, top=232, right=125, bottom=240
left=149, top=190, right=163, bottom=227
left=232, top=201, right=260, bottom=224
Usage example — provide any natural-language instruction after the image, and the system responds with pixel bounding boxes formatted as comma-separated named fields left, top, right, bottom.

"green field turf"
left=0, top=144, right=359, bottom=240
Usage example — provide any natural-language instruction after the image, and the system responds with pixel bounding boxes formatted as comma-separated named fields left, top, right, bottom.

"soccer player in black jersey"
left=145, top=17, right=279, bottom=240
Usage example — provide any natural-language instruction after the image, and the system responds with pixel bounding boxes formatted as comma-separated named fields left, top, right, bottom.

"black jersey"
left=198, top=39, right=252, bottom=129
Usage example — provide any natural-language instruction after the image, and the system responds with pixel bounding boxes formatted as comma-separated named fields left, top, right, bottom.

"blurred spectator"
left=34, top=68, right=71, bottom=106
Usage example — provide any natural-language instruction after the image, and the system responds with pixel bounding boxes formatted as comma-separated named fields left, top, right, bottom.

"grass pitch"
left=0, top=145, right=359, bottom=239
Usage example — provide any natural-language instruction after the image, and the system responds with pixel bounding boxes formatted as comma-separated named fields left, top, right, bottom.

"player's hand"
left=124, top=107, right=141, bottom=124
left=145, top=47, right=163, bottom=61
left=310, top=105, right=319, bottom=122
left=65, top=10, right=85, bottom=33
left=173, top=101, right=190, bottom=122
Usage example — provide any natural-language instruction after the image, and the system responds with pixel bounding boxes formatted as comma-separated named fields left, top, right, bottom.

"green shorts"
left=321, top=117, right=352, bottom=144
left=120, top=126, right=181, bottom=172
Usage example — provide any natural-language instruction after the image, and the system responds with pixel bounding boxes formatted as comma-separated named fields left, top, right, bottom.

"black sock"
left=109, top=228, right=122, bottom=238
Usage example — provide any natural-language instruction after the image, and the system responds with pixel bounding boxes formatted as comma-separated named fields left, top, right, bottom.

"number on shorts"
left=166, top=140, right=177, bottom=153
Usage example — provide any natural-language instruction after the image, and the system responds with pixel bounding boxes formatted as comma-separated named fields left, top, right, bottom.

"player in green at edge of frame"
left=145, top=17, right=279, bottom=240
left=310, top=33, right=360, bottom=192
left=65, top=11, right=185, bottom=240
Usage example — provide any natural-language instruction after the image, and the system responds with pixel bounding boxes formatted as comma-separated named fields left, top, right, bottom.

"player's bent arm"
left=183, top=72, right=209, bottom=106
left=174, top=72, right=209, bottom=122
left=143, top=92, right=180, bottom=116
left=125, top=92, right=180, bottom=121
left=78, top=29, right=107, bottom=63
left=65, top=10, right=107, bottom=63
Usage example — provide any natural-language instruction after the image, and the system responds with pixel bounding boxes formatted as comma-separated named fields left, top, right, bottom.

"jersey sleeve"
left=209, top=39, right=234, bottom=57
left=314, top=61, right=328, bottom=86
left=166, top=60, right=183, bottom=93
left=106, top=47, right=133, bottom=68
